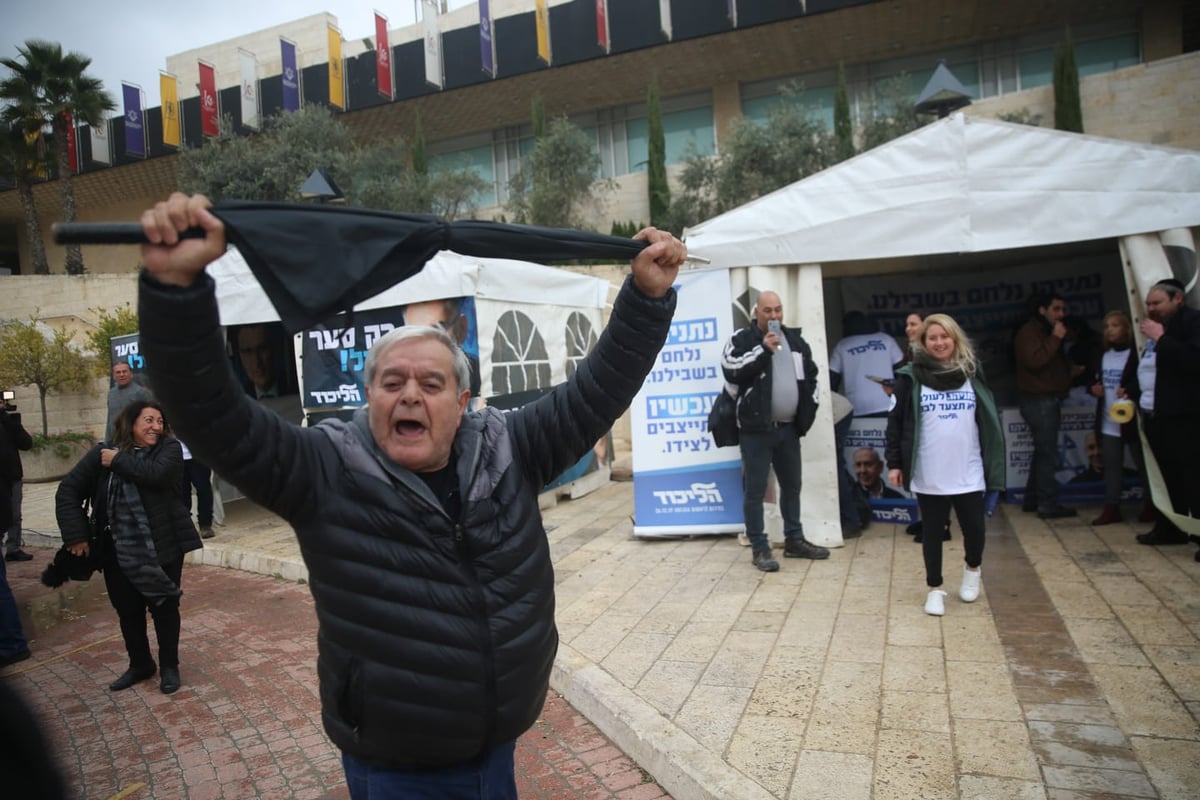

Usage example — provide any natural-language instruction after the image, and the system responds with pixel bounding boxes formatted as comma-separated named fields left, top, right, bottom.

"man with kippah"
left=1120, top=278, right=1200, bottom=548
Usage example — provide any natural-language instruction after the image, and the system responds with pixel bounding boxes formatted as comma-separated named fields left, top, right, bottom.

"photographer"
left=0, top=395, right=33, bottom=562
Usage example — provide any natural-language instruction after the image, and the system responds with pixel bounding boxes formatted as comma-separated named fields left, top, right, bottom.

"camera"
left=2, top=390, right=14, bottom=412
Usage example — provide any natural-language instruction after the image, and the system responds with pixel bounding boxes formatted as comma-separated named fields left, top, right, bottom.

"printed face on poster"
left=842, top=417, right=919, bottom=525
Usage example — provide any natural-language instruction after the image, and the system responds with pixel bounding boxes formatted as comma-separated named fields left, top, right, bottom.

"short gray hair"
left=364, top=326, right=472, bottom=393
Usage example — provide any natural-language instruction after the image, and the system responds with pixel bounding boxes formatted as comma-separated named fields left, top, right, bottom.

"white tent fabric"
left=209, top=248, right=610, bottom=326
left=684, top=113, right=1200, bottom=267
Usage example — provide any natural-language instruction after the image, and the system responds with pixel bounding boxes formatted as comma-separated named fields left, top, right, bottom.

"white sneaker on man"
left=960, top=567, right=981, bottom=603
left=924, top=589, right=947, bottom=616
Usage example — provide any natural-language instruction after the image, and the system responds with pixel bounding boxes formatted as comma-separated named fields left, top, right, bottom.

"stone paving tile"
left=873, top=728, right=956, bottom=800
left=788, top=749, right=873, bottom=800
left=726, top=714, right=803, bottom=797
left=952, top=718, right=1042, bottom=781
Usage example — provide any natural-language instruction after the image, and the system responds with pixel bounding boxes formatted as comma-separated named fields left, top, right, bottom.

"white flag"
left=660, top=0, right=672, bottom=40
left=423, top=0, right=444, bottom=89
left=89, top=118, right=110, bottom=164
left=240, top=50, right=259, bottom=130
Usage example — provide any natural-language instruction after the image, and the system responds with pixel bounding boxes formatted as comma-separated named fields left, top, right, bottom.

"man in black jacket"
left=1123, top=279, right=1200, bottom=546
left=0, top=401, right=33, bottom=562
left=721, top=290, right=829, bottom=572
left=136, top=192, right=686, bottom=798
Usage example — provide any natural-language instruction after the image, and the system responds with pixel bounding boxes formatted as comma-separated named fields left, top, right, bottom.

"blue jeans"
left=0, top=551, right=28, bottom=659
left=739, top=422, right=803, bottom=552
left=1019, top=397, right=1062, bottom=511
left=342, top=742, right=517, bottom=800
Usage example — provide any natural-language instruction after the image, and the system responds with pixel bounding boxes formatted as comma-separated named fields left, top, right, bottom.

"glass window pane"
left=430, top=145, right=496, bottom=207
left=1019, top=48, right=1054, bottom=89
left=663, top=106, right=714, bottom=163
left=1076, top=34, right=1140, bottom=76
left=626, top=117, right=648, bottom=173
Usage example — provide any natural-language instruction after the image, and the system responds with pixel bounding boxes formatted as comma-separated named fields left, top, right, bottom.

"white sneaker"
left=924, top=589, right=947, bottom=616
left=960, top=567, right=981, bottom=603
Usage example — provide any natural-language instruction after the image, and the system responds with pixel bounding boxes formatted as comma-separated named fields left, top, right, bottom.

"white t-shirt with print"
left=911, top=380, right=985, bottom=496
left=1100, top=348, right=1129, bottom=437
left=829, top=333, right=904, bottom=416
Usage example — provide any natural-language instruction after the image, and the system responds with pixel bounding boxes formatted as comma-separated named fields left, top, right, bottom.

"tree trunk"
left=15, top=177, right=49, bottom=275
left=38, top=385, right=49, bottom=437
left=53, top=114, right=86, bottom=275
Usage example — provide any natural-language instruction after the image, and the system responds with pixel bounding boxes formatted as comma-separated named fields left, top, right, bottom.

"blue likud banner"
left=281, top=38, right=300, bottom=112
left=479, top=0, right=496, bottom=77
left=631, top=269, right=744, bottom=536
left=122, top=83, right=144, bottom=158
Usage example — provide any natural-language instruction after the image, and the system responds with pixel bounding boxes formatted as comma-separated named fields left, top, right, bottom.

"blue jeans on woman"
left=342, top=742, right=517, bottom=800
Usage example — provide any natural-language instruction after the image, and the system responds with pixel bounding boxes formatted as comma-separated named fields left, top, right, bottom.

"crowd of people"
left=0, top=186, right=1194, bottom=799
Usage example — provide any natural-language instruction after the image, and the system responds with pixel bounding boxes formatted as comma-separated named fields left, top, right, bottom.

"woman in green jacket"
left=885, top=314, right=1005, bottom=616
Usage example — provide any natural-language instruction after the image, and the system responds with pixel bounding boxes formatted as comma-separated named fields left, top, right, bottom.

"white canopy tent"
left=208, top=247, right=611, bottom=326
left=682, top=113, right=1200, bottom=547
left=683, top=112, right=1200, bottom=268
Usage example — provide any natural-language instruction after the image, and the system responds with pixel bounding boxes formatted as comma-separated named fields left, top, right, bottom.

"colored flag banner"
left=63, top=111, right=77, bottom=172
left=375, top=12, right=393, bottom=99
left=596, top=0, right=610, bottom=52
left=122, top=82, right=144, bottom=158
left=160, top=72, right=181, bottom=147
left=728, top=0, right=738, bottom=27
left=281, top=38, right=300, bottom=112
left=423, top=0, right=443, bottom=89
left=240, top=50, right=259, bottom=128
left=198, top=62, right=218, bottom=137
left=535, top=0, right=551, bottom=66
left=327, top=25, right=344, bottom=109
left=660, top=0, right=672, bottom=40
left=631, top=268, right=744, bottom=537
left=89, top=117, right=110, bottom=164
left=479, top=0, right=496, bottom=77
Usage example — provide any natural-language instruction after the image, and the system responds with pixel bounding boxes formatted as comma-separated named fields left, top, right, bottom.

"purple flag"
left=281, top=39, right=301, bottom=112
left=480, top=0, right=496, bottom=77
left=122, top=83, right=144, bottom=158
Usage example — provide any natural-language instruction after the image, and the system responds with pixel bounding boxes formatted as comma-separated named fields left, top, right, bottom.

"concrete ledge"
left=551, top=643, right=776, bottom=800
left=185, top=542, right=309, bottom=583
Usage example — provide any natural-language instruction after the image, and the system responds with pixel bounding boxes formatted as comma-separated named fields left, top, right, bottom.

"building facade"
left=1, top=0, right=1196, bottom=275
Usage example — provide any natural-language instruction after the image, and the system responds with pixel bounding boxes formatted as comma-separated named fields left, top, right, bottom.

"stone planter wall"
left=23, top=441, right=94, bottom=483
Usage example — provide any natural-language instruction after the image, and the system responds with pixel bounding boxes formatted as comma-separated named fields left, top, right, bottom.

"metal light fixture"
left=299, top=167, right=345, bottom=203
left=914, top=60, right=973, bottom=118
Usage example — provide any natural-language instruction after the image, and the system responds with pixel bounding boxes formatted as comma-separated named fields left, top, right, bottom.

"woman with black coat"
left=56, top=401, right=202, bottom=694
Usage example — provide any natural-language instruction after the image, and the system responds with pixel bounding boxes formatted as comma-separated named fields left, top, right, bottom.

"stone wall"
left=0, top=274, right=139, bottom=439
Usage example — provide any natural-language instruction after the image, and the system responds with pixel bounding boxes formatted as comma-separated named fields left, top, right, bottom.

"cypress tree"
left=1053, top=29, right=1084, bottom=133
left=532, top=94, right=546, bottom=139
left=647, top=78, right=670, bottom=229
left=834, top=62, right=854, bottom=162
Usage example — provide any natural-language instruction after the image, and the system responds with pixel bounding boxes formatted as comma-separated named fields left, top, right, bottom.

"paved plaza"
left=5, top=476, right=1199, bottom=799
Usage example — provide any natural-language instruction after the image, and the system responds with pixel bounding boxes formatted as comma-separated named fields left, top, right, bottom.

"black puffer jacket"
left=56, top=438, right=203, bottom=564
left=720, top=323, right=820, bottom=436
left=139, top=270, right=675, bottom=769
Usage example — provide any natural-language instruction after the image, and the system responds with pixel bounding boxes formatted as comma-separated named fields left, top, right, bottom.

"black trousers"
left=103, top=555, right=184, bottom=671
left=916, top=492, right=986, bottom=588
left=1144, top=414, right=1200, bottom=527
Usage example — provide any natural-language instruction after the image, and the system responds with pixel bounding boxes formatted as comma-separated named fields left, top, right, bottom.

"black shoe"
left=109, top=665, right=156, bottom=692
left=1037, top=506, right=1078, bottom=519
left=160, top=667, right=181, bottom=695
left=752, top=550, right=780, bottom=572
left=784, top=539, right=830, bottom=560
left=0, top=648, right=31, bottom=669
left=4, top=550, right=33, bottom=562
left=1136, top=527, right=1190, bottom=546
left=1022, top=500, right=1038, bottom=513
left=906, top=521, right=923, bottom=536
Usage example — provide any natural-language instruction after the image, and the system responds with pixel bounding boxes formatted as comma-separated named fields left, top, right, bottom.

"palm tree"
left=0, top=40, right=115, bottom=275
left=0, top=121, right=51, bottom=274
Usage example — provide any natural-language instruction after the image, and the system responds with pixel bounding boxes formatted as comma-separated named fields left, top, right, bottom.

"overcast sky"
left=2, top=0, right=474, bottom=109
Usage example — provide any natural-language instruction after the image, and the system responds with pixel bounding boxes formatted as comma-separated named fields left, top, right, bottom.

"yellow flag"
left=328, top=25, right=344, bottom=110
left=160, top=73, right=181, bottom=148
left=535, top=0, right=551, bottom=65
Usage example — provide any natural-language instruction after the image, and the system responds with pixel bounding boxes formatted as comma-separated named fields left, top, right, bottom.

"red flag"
left=597, top=0, right=609, bottom=52
left=63, top=111, right=78, bottom=172
left=199, top=61, right=219, bottom=137
left=375, top=13, right=393, bottom=100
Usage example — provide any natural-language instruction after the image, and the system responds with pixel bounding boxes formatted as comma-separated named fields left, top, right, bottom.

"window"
left=626, top=105, right=715, bottom=172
